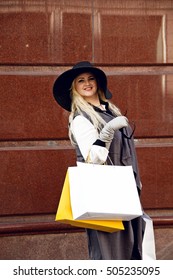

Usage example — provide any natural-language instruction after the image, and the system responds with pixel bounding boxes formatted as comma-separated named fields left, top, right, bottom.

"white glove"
left=99, top=116, right=128, bottom=143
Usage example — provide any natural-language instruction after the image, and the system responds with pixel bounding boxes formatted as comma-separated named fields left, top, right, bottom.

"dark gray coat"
left=73, top=105, right=144, bottom=260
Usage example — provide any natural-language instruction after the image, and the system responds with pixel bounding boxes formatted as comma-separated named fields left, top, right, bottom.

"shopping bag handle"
left=86, top=151, right=114, bottom=166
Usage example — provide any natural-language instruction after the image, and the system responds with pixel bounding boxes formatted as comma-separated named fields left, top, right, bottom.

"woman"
left=53, top=61, right=144, bottom=260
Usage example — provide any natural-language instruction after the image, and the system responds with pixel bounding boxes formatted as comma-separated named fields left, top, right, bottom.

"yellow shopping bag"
left=55, top=171, right=124, bottom=233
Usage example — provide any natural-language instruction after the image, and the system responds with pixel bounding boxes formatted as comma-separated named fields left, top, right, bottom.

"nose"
left=84, top=79, right=90, bottom=85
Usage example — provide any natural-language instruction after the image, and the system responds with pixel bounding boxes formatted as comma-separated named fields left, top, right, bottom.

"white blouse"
left=70, top=115, right=109, bottom=164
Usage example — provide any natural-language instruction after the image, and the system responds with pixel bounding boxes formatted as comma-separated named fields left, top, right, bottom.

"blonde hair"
left=68, top=79, right=122, bottom=144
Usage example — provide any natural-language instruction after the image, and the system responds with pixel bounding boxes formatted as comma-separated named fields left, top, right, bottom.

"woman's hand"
left=99, top=116, right=128, bottom=142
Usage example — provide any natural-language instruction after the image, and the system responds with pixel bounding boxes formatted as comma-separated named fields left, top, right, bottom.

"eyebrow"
left=77, top=74, right=95, bottom=79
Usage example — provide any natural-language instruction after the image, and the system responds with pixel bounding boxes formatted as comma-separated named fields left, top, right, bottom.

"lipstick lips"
left=84, top=86, right=93, bottom=91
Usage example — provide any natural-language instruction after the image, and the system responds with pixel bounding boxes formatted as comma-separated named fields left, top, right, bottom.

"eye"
left=89, top=76, right=95, bottom=81
left=77, top=78, right=84, bottom=83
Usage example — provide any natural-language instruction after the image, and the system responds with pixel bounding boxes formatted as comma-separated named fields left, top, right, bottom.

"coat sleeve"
left=70, top=115, right=109, bottom=164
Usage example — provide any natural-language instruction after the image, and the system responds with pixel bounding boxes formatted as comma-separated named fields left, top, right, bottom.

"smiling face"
left=74, top=72, right=98, bottom=103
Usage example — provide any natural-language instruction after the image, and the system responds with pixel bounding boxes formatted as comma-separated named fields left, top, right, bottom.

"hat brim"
left=53, top=66, right=111, bottom=111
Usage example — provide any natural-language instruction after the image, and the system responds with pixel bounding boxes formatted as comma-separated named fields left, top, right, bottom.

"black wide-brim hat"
left=53, top=61, right=112, bottom=111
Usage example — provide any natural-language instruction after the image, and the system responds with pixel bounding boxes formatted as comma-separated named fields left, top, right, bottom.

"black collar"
left=92, top=101, right=113, bottom=115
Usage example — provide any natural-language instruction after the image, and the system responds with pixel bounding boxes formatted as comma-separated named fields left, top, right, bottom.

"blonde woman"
left=53, top=61, right=144, bottom=260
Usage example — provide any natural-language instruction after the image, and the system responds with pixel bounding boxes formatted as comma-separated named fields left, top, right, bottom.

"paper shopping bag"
left=69, top=164, right=142, bottom=221
left=142, top=213, right=156, bottom=260
left=55, top=171, right=124, bottom=233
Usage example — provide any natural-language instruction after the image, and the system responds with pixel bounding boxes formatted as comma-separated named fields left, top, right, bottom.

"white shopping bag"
left=142, top=213, right=156, bottom=260
left=68, top=164, right=142, bottom=221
